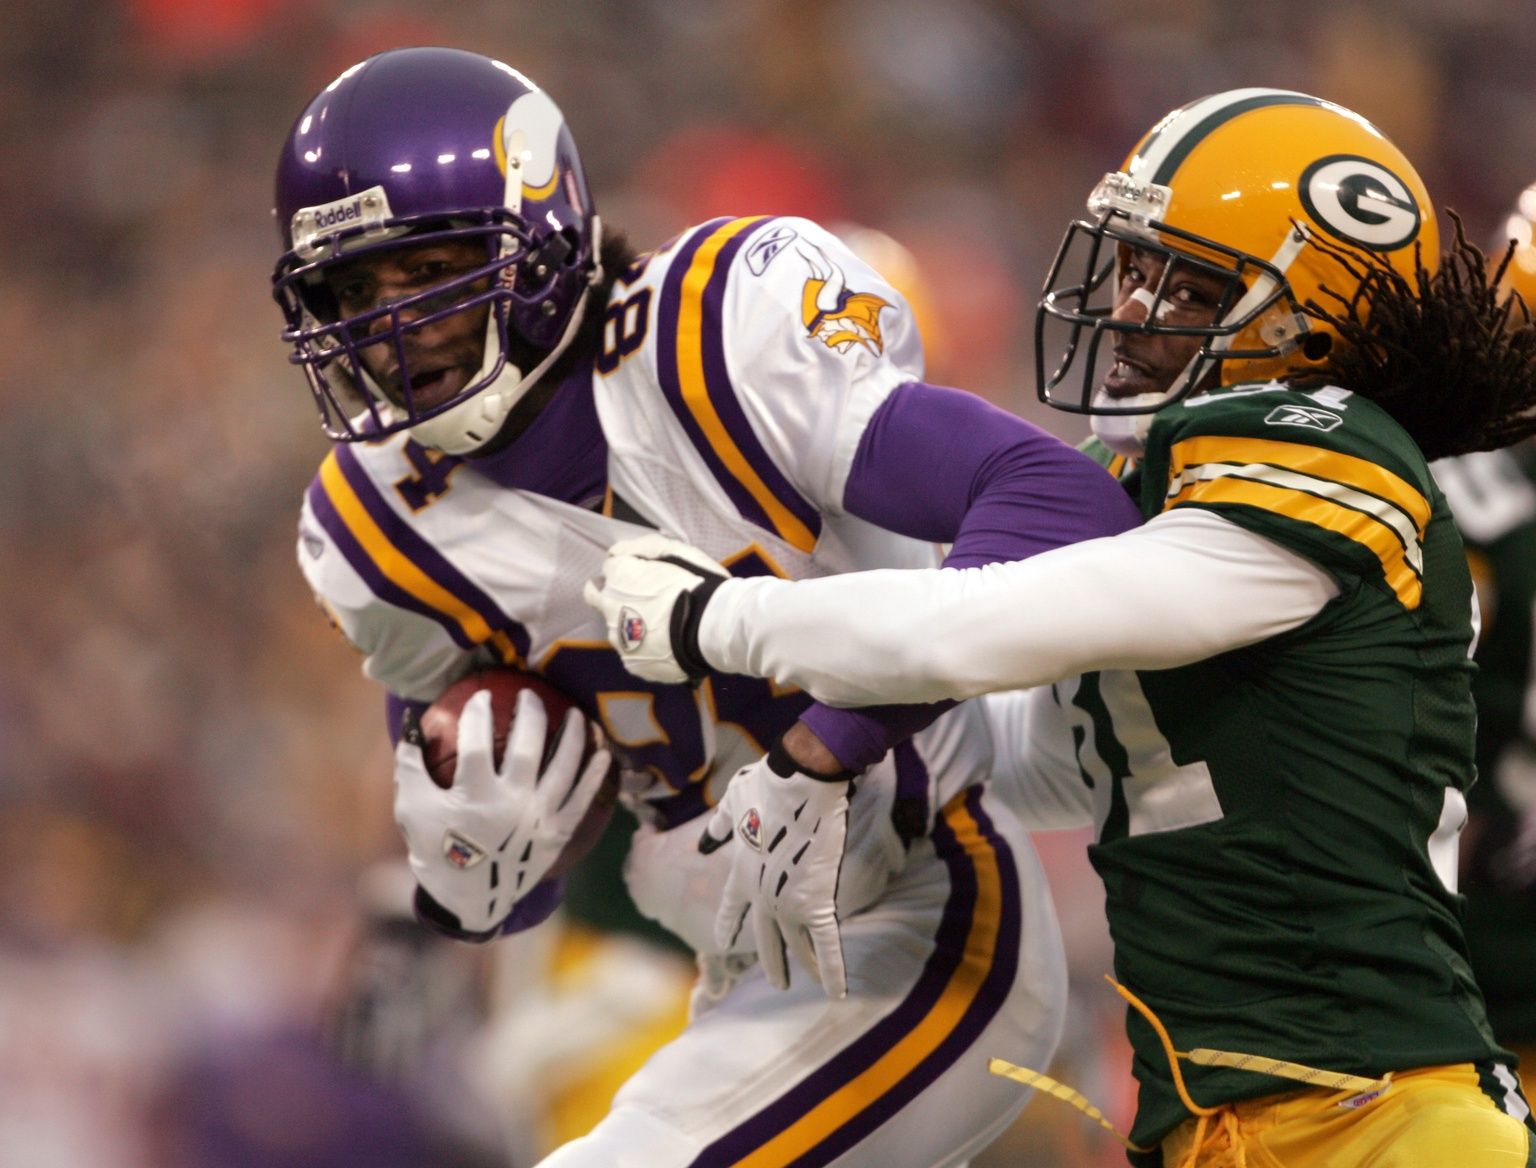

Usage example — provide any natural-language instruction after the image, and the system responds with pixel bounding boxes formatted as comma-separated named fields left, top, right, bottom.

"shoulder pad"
left=1142, top=383, right=1436, bottom=608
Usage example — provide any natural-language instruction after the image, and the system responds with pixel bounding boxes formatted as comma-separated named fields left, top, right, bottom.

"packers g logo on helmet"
left=1299, top=154, right=1422, bottom=252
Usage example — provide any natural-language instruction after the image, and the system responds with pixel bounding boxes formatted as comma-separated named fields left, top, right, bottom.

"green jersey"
left=1074, top=382, right=1507, bottom=1153
left=1434, top=445, right=1536, bottom=1046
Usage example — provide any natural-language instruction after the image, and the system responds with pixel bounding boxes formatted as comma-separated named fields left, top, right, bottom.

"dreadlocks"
left=1303, top=211, right=1536, bottom=461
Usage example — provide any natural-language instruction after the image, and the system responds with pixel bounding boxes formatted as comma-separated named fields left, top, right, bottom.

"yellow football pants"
left=1159, top=1062, right=1534, bottom=1167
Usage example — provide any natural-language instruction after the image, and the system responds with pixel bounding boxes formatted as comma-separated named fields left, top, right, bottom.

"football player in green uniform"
left=1433, top=188, right=1536, bottom=1100
left=586, top=89, right=1536, bottom=1165
left=1434, top=442, right=1536, bottom=1095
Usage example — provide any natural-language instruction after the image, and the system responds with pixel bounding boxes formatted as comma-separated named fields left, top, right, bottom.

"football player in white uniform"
left=273, top=47, right=1141, bottom=1167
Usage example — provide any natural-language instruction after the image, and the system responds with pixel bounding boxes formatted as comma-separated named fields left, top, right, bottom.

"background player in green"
left=1434, top=441, right=1536, bottom=1091
left=1433, top=187, right=1536, bottom=1097
left=586, top=89, right=1536, bottom=1165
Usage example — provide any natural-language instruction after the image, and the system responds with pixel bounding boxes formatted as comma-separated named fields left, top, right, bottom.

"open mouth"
left=407, top=365, right=468, bottom=410
left=375, top=361, right=470, bottom=413
left=1101, top=353, right=1163, bottom=399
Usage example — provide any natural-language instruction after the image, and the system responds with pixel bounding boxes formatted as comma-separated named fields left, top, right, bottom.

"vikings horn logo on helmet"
left=493, top=86, right=568, bottom=215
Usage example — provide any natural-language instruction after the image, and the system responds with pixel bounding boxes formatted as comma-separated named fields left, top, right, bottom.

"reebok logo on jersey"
left=746, top=224, right=798, bottom=275
left=443, top=830, right=487, bottom=870
left=619, top=608, right=647, bottom=651
left=1264, top=405, right=1343, bottom=431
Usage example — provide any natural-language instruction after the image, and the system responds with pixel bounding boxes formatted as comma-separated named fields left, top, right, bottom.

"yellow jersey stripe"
left=318, top=453, right=521, bottom=663
left=1169, top=474, right=1422, bottom=608
left=1170, top=459, right=1424, bottom=576
left=1168, top=436, right=1431, bottom=532
left=675, top=216, right=819, bottom=553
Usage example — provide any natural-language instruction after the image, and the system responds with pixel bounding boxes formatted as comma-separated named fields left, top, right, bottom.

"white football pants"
left=535, top=783, right=1065, bottom=1168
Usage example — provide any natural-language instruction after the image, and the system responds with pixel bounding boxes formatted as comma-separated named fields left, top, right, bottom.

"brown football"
left=418, top=668, right=617, bottom=878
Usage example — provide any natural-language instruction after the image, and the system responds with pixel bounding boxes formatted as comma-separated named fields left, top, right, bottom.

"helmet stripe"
left=1132, top=89, right=1330, bottom=186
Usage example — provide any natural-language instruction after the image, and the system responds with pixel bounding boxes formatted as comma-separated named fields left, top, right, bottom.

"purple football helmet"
left=272, top=47, right=602, bottom=453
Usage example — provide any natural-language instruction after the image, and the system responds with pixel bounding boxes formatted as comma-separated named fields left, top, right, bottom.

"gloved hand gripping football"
left=393, top=688, right=612, bottom=941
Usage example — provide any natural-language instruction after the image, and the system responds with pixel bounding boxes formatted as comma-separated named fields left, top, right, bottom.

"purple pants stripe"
left=689, top=785, right=1021, bottom=1167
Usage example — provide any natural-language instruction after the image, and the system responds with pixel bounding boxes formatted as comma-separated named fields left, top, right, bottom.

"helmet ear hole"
left=1301, top=332, right=1333, bottom=361
left=525, top=229, right=574, bottom=278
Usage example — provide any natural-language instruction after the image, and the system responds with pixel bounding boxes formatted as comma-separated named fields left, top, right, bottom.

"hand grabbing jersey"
left=584, top=533, right=726, bottom=684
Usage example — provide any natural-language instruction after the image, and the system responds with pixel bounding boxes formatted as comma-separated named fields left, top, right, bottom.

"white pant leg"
left=536, top=785, right=1065, bottom=1168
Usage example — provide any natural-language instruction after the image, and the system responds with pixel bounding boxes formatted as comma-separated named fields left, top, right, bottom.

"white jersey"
left=298, top=215, right=993, bottom=850
left=593, top=215, right=935, bottom=579
left=297, top=216, right=1065, bottom=1167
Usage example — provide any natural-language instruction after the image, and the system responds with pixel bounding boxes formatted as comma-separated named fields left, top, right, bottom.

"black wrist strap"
left=670, top=575, right=726, bottom=681
left=412, top=886, right=499, bottom=944
left=767, top=734, right=853, bottom=783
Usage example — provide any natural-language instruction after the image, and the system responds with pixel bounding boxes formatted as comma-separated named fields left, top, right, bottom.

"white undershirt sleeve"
left=697, top=508, right=1341, bottom=707
left=980, top=687, right=1097, bottom=830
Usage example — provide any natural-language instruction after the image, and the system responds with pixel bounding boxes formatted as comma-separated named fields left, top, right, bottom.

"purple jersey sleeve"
left=844, top=380, right=1141, bottom=562
left=801, top=381, right=1142, bottom=771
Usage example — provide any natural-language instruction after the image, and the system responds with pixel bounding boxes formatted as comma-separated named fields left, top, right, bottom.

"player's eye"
left=1122, top=248, right=1166, bottom=289
left=408, top=253, right=478, bottom=287
left=412, top=259, right=453, bottom=282
left=332, top=278, right=373, bottom=309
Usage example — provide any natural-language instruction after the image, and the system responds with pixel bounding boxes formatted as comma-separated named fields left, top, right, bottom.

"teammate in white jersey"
left=272, top=47, right=1140, bottom=1166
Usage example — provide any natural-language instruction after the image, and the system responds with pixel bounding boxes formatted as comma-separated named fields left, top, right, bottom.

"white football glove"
left=701, top=741, right=853, bottom=999
left=393, top=688, right=612, bottom=941
left=582, top=533, right=728, bottom=684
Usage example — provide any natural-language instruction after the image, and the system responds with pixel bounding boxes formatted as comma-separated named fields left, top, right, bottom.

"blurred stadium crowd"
left=8, top=1, right=1536, bottom=1164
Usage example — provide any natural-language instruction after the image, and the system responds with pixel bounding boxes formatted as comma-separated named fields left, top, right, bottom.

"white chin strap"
left=1090, top=389, right=1164, bottom=458
left=405, top=306, right=573, bottom=456
left=407, top=388, right=519, bottom=456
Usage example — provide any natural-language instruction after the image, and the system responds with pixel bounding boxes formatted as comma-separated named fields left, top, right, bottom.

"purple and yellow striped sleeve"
left=305, top=445, right=531, bottom=667
left=652, top=215, right=826, bottom=551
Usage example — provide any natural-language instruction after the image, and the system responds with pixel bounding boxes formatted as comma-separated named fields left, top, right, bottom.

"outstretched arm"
left=699, top=508, right=1339, bottom=706
left=783, top=380, right=1143, bottom=769
left=595, top=508, right=1341, bottom=709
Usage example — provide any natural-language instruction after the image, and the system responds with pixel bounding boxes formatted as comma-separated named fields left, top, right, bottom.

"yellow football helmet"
left=1493, top=179, right=1536, bottom=311
left=1037, top=88, right=1439, bottom=421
